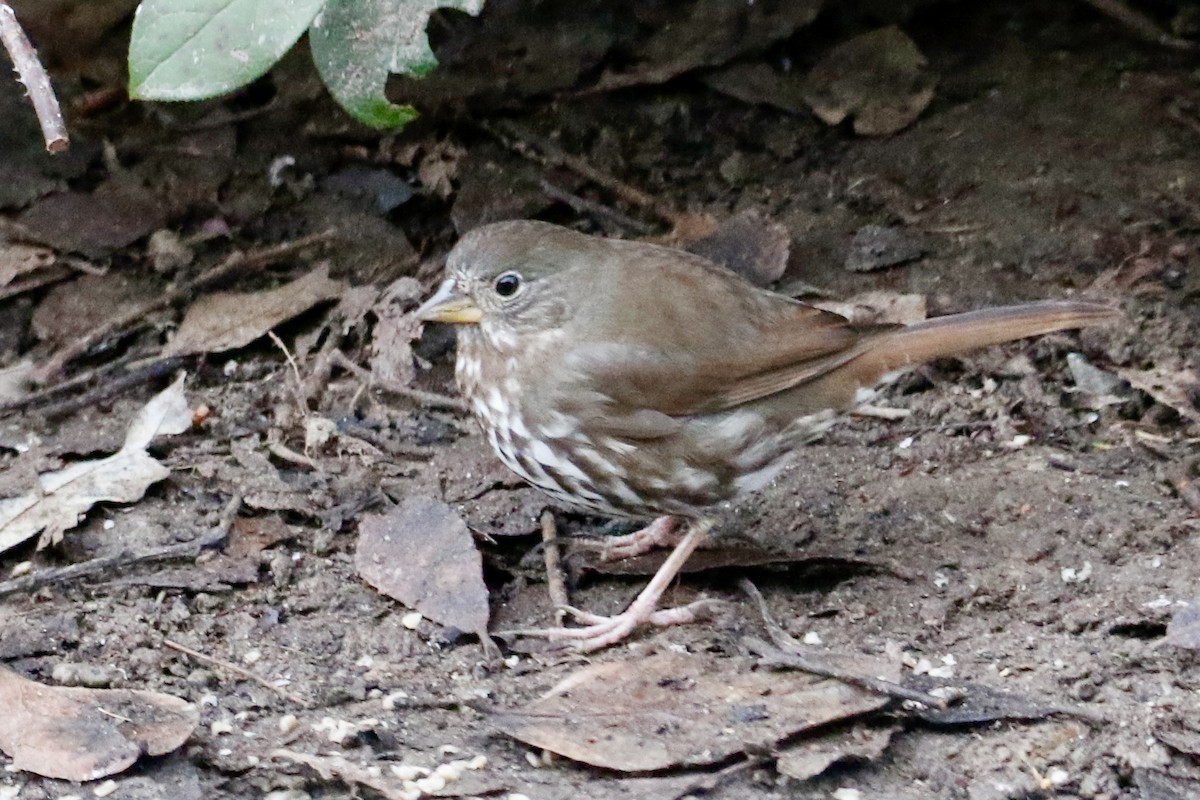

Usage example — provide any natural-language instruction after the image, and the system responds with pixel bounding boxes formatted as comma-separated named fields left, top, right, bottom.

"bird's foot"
left=512, top=598, right=723, bottom=652
left=577, top=515, right=683, bottom=561
left=507, top=519, right=717, bottom=651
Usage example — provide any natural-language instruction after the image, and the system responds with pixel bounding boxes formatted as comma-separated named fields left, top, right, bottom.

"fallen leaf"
left=0, top=666, right=198, bottom=781
left=0, top=243, right=56, bottom=286
left=355, top=497, right=490, bottom=638
left=685, top=208, right=791, bottom=287
left=19, top=184, right=168, bottom=258
left=369, top=277, right=424, bottom=388
left=804, top=26, right=937, bottom=136
left=492, top=651, right=894, bottom=772
left=163, top=264, right=345, bottom=356
left=1117, top=365, right=1200, bottom=424
left=0, top=375, right=191, bottom=554
left=911, top=679, right=1072, bottom=726
left=812, top=291, right=928, bottom=326
left=776, top=724, right=898, bottom=780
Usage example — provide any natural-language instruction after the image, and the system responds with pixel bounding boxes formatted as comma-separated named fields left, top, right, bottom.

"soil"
left=2, top=3, right=1199, bottom=800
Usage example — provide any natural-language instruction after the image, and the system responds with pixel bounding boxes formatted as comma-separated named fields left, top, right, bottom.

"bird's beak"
left=414, top=279, right=482, bottom=324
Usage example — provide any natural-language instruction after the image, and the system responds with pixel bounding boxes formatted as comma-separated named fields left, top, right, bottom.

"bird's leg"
left=577, top=515, right=685, bottom=561
left=509, top=519, right=718, bottom=652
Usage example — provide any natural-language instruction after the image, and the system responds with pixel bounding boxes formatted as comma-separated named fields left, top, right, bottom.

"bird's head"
left=415, top=220, right=586, bottom=341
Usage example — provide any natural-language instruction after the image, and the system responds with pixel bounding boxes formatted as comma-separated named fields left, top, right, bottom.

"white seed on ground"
left=277, top=714, right=299, bottom=735
left=381, top=690, right=410, bottom=710
left=802, top=631, right=822, bottom=645
left=401, top=611, right=423, bottom=629
left=434, top=763, right=462, bottom=782
left=416, top=775, right=446, bottom=793
left=466, top=755, right=488, bottom=770
left=211, top=719, right=235, bottom=735
left=389, top=765, right=429, bottom=781
left=92, top=780, right=118, bottom=797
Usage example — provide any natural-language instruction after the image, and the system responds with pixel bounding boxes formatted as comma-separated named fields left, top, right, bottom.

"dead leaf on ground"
left=910, top=678, right=1073, bottom=726
left=776, top=723, right=898, bottom=780
left=32, top=271, right=164, bottom=346
left=0, top=665, right=198, bottom=781
left=355, top=496, right=490, bottom=639
left=804, top=26, right=937, bottom=136
left=0, top=243, right=56, bottom=286
left=0, top=375, right=192, bottom=555
left=369, top=277, right=424, bottom=388
left=1116, top=365, right=1200, bottom=424
left=19, top=184, right=168, bottom=258
left=163, top=264, right=346, bottom=357
left=492, top=651, right=894, bottom=772
left=812, top=291, right=928, bottom=326
left=685, top=208, right=791, bottom=287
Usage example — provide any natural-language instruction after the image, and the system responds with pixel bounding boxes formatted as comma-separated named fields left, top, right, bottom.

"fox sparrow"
left=416, top=220, right=1117, bottom=651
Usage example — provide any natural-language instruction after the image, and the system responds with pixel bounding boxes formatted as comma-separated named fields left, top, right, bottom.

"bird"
left=415, top=219, right=1118, bottom=651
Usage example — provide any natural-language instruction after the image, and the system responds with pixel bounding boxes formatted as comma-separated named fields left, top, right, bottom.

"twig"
left=39, top=356, right=185, bottom=420
left=163, top=638, right=307, bottom=706
left=1079, top=0, right=1198, bottom=50
left=482, top=119, right=685, bottom=228
left=32, top=230, right=336, bottom=384
left=538, top=179, right=656, bottom=235
left=328, top=349, right=466, bottom=412
left=0, top=350, right=148, bottom=415
left=0, top=265, right=72, bottom=302
left=740, top=579, right=947, bottom=709
left=540, top=510, right=569, bottom=624
left=0, top=495, right=241, bottom=599
left=0, top=3, right=68, bottom=152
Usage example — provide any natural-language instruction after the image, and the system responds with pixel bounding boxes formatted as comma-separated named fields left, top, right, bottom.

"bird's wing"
left=556, top=300, right=894, bottom=431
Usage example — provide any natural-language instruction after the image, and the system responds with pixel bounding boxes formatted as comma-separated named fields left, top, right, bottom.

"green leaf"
left=309, top=0, right=484, bottom=129
left=129, top=0, right=327, bottom=100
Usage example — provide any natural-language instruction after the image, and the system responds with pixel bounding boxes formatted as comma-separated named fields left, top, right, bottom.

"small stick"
left=0, top=3, right=68, bottom=152
left=1079, top=0, right=1198, bottom=50
left=0, top=495, right=241, bottom=599
left=740, top=579, right=947, bottom=709
left=163, top=638, right=306, bottom=706
left=39, top=356, right=185, bottom=420
left=540, top=510, right=569, bottom=624
left=0, top=265, right=72, bottom=302
left=32, top=230, right=335, bottom=384
left=483, top=119, right=685, bottom=228
left=538, top=179, right=656, bottom=236
left=328, top=349, right=466, bottom=412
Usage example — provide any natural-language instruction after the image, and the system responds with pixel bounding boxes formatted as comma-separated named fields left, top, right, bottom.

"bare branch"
left=0, top=3, right=69, bottom=152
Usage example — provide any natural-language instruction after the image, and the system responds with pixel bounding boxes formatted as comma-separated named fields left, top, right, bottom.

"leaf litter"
left=0, top=665, right=198, bottom=782
left=0, top=374, right=192, bottom=555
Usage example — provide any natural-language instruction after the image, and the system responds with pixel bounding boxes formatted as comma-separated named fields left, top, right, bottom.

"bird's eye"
left=494, top=272, right=522, bottom=298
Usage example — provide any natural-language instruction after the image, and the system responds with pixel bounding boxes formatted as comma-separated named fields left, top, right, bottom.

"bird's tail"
left=837, top=300, right=1119, bottom=390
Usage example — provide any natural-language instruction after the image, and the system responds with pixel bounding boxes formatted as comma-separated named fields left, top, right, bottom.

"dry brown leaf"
left=369, top=277, right=424, bottom=387
left=776, top=724, right=898, bottom=780
left=492, top=651, right=894, bottom=772
left=1117, top=365, right=1200, bottom=424
left=0, top=243, right=56, bottom=286
left=0, top=665, right=198, bottom=781
left=804, top=26, right=936, bottom=136
left=163, top=264, right=345, bottom=356
left=355, top=497, right=490, bottom=638
left=684, top=208, right=791, bottom=287
left=812, top=291, right=928, bottom=326
left=0, top=375, right=191, bottom=554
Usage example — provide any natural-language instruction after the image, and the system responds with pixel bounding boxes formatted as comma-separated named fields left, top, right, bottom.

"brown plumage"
left=417, top=219, right=1118, bottom=650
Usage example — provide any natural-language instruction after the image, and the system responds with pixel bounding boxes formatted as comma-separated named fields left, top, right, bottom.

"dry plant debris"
left=0, top=665, right=198, bottom=781
left=355, top=496, right=491, bottom=642
left=0, top=374, right=191, bottom=554
left=492, top=651, right=895, bottom=772
left=163, top=264, right=346, bottom=357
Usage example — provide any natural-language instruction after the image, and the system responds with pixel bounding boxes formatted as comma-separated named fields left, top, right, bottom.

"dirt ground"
left=2, top=3, right=1200, bottom=799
